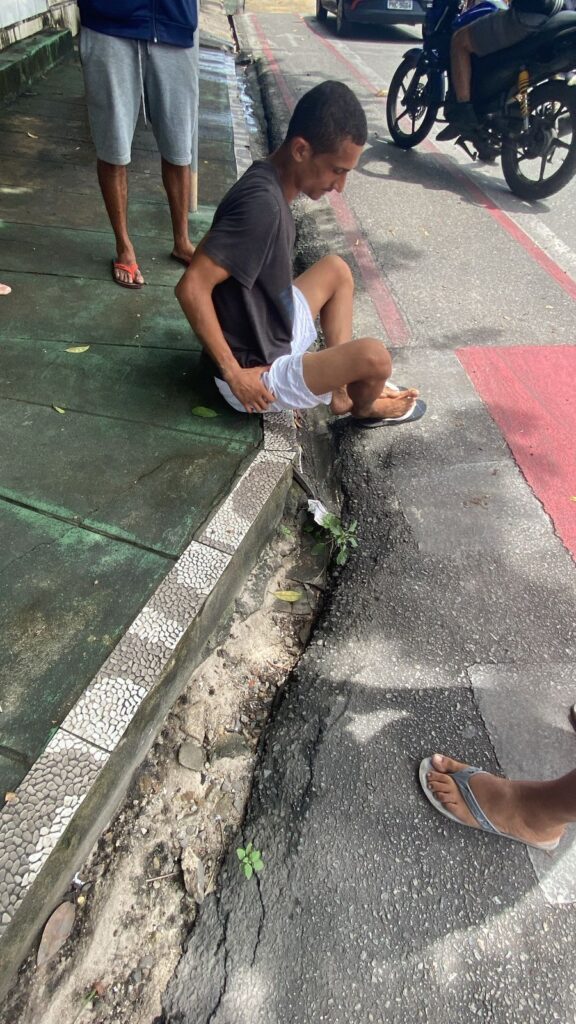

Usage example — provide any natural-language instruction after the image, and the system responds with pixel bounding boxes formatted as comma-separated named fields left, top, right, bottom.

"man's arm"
left=175, top=249, right=276, bottom=413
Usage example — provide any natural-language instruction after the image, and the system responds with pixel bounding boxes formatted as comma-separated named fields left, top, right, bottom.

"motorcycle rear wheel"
left=386, top=54, right=439, bottom=148
left=501, top=80, right=576, bottom=200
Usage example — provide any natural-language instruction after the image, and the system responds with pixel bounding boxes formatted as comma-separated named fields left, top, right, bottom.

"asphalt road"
left=162, top=9, right=576, bottom=1023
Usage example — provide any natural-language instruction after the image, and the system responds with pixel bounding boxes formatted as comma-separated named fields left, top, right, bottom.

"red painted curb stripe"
left=249, top=13, right=411, bottom=346
left=303, top=18, right=576, bottom=304
left=304, top=18, right=387, bottom=95
left=328, top=191, right=411, bottom=345
left=422, top=141, right=576, bottom=302
left=458, top=345, right=576, bottom=560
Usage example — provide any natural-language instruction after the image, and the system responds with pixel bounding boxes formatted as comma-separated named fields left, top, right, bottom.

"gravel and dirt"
left=1, top=486, right=329, bottom=1024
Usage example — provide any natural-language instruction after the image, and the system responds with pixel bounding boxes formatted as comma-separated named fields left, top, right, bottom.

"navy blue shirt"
left=77, top=0, right=197, bottom=47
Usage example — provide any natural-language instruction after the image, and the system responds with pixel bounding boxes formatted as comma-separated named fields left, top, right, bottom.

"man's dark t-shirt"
left=202, top=160, right=296, bottom=370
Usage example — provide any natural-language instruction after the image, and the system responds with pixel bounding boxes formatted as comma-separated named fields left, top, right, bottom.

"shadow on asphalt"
left=360, top=137, right=555, bottom=217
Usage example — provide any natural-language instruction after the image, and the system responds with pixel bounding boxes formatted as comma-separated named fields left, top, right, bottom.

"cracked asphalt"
left=161, top=8, right=576, bottom=1022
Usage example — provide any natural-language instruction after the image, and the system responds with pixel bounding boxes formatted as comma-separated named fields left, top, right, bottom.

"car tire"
left=315, top=0, right=328, bottom=21
left=336, top=0, right=347, bottom=35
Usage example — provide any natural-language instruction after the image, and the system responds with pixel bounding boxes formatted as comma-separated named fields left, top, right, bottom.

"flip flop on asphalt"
left=418, top=757, right=561, bottom=851
left=111, top=260, right=144, bottom=290
left=352, top=398, right=426, bottom=429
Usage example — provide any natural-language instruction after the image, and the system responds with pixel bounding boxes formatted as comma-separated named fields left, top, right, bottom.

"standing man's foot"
left=570, top=704, right=576, bottom=732
left=0, top=283, right=12, bottom=296
left=423, top=754, right=565, bottom=848
left=112, top=250, right=144, bottom=288
left=171, top=244, right=196, bottom=267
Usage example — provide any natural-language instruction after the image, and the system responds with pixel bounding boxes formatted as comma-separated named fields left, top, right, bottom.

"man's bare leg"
left=425, top=754, right=576, bottom=846
left=97, top=159, right=144, bottom=286
left=295, top=256, right=417, bottom=415
left=302, top=338, right=417, bottom=421
left=162, top=158, right=195, bottom=265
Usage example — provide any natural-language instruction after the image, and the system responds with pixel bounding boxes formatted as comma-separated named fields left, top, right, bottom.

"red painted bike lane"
left=458, top=345, right=576, bottom=560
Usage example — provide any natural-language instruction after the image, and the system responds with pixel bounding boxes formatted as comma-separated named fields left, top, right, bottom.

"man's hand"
left=226, top=365, right=276, bottom=413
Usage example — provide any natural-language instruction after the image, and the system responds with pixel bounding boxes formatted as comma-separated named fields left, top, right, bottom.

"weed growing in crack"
left=305, top=500, right=358, bottom=566
left=236, top=841, right=264, bottom=880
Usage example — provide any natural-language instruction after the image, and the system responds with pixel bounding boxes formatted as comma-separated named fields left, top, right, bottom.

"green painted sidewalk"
left=0, top=45, right=260, bottom=798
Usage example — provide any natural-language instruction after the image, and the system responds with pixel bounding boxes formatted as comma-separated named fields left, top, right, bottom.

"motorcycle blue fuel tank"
left=453, top=0, right=507, bottom=30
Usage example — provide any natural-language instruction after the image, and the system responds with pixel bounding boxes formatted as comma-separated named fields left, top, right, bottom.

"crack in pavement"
left=206, top=906, right=230, bottom=1024
left=250, top=872, right=266, bottom=968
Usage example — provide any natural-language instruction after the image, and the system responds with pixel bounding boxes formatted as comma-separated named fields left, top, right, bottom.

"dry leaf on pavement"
left=37, top=902, right=76, bottom=966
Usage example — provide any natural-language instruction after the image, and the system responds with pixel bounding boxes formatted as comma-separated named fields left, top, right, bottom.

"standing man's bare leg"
left=97, top=159, right=144, bottom=286
left=162, top=159, right=195, bottom=265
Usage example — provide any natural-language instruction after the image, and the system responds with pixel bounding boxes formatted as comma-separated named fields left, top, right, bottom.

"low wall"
left=0, top=0, right=78, bottom=51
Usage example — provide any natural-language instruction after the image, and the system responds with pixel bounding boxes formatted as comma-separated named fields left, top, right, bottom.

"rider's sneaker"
left=437, top=101, right=481, bottom=141
left=447, top=101, right=480, bottom=131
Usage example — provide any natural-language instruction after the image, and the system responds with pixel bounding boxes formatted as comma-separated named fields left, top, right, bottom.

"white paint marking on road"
left=524, top=219, right=576, bottom=278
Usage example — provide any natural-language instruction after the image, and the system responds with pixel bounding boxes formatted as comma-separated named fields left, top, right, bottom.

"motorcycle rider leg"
left=446, top=10, right=541, bottom=129
left=447, top=25, right=481, bottom=130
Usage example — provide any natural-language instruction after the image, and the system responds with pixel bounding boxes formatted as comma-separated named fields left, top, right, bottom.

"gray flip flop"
left=419, top=757, right=560, bottom=851
left=352, top=398, right=427, bottom=430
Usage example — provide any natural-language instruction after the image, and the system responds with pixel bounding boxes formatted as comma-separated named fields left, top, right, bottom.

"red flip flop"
left=111, top=260, right=143, bottom=290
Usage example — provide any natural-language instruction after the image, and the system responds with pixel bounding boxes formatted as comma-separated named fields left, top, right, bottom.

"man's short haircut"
left=285, top=80, right=367, bottom=154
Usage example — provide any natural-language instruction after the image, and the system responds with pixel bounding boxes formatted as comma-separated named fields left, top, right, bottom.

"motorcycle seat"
left=475, top=10, right=576, bottom=73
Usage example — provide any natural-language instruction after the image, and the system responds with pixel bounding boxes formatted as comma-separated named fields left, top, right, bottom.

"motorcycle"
left=385, top=0, right=576, bottom=199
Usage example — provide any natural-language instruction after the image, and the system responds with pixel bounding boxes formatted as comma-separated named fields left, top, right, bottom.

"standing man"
left=175, top=81, right=425, bottom=427
left=78, top=0, right=199, bottom=288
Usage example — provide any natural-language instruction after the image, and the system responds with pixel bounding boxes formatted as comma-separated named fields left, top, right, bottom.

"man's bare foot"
left=113, top=250, right=144, bottom=287
left=0, top=283, right=12, bottom=296
left=381, top=384, right=419, bottom=399
left=330, top=386, right=353, bottom=415
left=354, top=389, right=418, bottom=421
left=426, top=754, right=565, bottom=847
left=171, top=244, right=195, bottom=266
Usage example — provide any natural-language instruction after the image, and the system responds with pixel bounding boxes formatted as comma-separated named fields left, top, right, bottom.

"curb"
left=0, top=37, right=297, bottom=1000
left=0, top=414, right=297, bottom=1001
left=0, top=29, right=73, bottom=103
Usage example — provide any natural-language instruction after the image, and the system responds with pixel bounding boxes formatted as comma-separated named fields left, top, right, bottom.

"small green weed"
left=305, top=501, right=358, bottom=566
left=236, top=841, right=264, bottom=880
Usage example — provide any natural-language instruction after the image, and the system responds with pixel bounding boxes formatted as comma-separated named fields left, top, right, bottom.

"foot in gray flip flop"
left=419, top=757, right=561, bottom=851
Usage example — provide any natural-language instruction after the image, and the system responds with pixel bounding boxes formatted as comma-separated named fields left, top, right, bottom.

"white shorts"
left=215, top=286, right=332, bottom=413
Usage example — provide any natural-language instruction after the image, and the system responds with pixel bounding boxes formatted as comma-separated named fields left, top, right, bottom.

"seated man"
left=446, top=0, right=563, bottom=132
left=175, top=81, right=425, bottom=428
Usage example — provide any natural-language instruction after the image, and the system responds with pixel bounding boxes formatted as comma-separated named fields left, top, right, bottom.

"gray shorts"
left=466, top=8, right=549, bottom=57
left=79, top=26, right=199, bottom=166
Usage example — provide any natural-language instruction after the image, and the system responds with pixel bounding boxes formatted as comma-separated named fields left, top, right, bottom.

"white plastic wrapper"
left=307, top=499, right=330, bottom=526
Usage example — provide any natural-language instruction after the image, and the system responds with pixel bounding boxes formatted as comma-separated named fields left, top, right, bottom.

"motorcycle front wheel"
left=501, top=80, right=576, bottom=200
left=386, top=54, right=440, bottom=148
